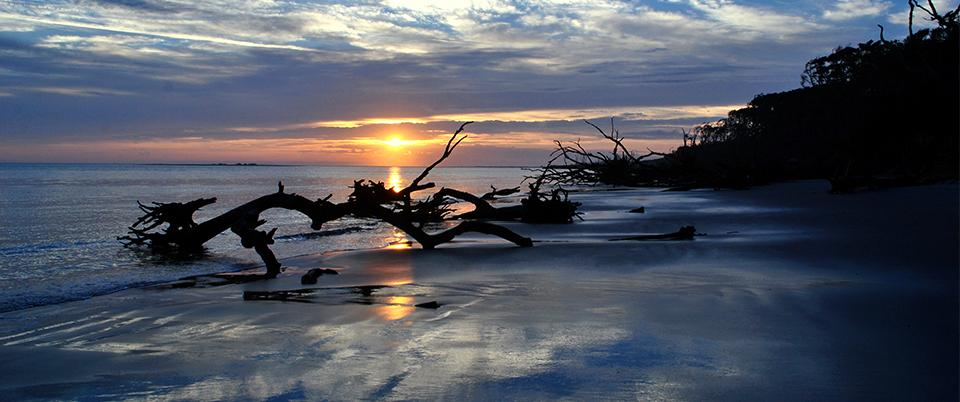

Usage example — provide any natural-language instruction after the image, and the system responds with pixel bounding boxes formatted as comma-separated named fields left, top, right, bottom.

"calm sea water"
left=0, top=164, right=528, bottom=312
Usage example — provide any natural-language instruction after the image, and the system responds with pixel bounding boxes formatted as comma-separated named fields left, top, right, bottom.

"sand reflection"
left=367, top=262, right=413, bottom=287
left=385, top=227, right=412, bottom=249
left=376, top=296, right=415, bottom=321
left=367, top=262, right=415, bottom=320
left=375, top=167, right=415, bottom=320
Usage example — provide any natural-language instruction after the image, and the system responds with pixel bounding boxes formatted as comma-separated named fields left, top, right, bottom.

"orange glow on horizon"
left=3, top=129, right=684, bottom=165
left=384, top=136, right=405, bottom=148
left=381, top=135, right=425, bottom=153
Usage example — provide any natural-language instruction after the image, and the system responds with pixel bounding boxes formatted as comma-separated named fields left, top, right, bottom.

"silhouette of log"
left=437, top=186, right=579, bottom=223
left=438, top=188, right=502, bottom=218
left=481, top=186, right=521, bottom=200
left=242, top=289, right=313, bottom=302
left=610, top=226, right=697, bottom=241
left=230, top=212, right=281, bottom=278
left=364, top=203, right=532, bottom=248
left=121, top=124, right=533, bottom=277
left=537, top=119, right=665, bottom=187
left=301, top=268, right=339, bottom=285
left=120, top=184, right=348, bottom=250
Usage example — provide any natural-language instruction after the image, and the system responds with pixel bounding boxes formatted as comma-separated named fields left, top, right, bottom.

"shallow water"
left=0, top=182, right=955, bottom=400
left=0, top=164, right=528, bottom=312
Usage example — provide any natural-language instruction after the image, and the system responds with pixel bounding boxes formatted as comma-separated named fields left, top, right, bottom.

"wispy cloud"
left=684, top=0, right=823, bottom=38
left=0, top=12, right=316, bottom=51
left=823, top=0, right=893, bottom=21
left=228, top=104, right=741, bottom=132
left=7, top=86, right=134, bottom=97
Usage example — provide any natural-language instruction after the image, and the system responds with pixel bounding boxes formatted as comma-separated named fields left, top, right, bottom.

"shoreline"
left=0, top=180, right=956, bottom=400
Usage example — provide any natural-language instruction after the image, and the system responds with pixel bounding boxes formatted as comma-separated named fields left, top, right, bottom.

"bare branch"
left=405, top=122, right=473, bottom=193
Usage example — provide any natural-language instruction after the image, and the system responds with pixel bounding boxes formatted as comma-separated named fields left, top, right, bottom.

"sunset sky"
left=0, top=0, right=952, bottom=166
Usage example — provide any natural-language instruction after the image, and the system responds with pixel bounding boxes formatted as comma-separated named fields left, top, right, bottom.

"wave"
left=0, top=240, right=106, bottom=257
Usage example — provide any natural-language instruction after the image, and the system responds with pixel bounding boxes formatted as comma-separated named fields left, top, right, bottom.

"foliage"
left=550, top=4, right=958, bottom=190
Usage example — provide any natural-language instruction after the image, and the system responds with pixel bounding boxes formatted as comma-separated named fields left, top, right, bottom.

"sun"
left=384, top=136, right=405, bottom=149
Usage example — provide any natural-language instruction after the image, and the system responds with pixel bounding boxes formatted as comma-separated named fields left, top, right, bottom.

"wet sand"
left=0, top=180, right=956, bottom=400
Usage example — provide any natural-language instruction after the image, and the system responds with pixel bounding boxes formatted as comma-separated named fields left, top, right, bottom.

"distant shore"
left=0, top=162, right=541, bottom=169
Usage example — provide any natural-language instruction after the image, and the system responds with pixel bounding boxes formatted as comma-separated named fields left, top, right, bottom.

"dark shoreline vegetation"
left=539, top=5, right=958, bottom=193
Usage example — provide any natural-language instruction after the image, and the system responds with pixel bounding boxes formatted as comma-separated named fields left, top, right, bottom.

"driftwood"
left=242, top=289, right=315, bottom=302
left=414, top=301, right=442, bottom=309
left=243, top=289, right=436, bottom=306
left=610, top=226, right=697, bottom=241
left=300, top=268, right=339, bottom=285
left=534, top=119, right=667, bottom=187
left=481, top=186, right=521, bottom=200
left=242, top=287, right=442, bottom=310
left=443, top=171, right=581, bottom=223
left=120, top=123, right=534, bottom=277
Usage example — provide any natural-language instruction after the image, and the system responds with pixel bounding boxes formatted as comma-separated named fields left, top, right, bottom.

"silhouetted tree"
left=543, top=7, right=958, bottom=191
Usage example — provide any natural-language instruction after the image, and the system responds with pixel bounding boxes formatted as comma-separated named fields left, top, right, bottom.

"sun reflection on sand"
left=367, top=259, right=415, bottom=320
left=368, top=263, right=413, bottom=287
left=385, top=227, right=412, bottom=250
left=372, top=168, right=415, bottom=320
left=376, top=296, right=415, bottom=321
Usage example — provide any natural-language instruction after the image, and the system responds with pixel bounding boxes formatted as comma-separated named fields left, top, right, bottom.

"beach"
left=0, top=180, right=956, bottom=400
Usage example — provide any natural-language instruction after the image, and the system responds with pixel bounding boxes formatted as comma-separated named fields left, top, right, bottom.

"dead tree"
left=536, top=119, right=666, bottom=187
left=907, top=0, right=960, bottom=37
left=120, top=123, right=533, bottom=277
left=481, top=186, right=521, bottom=200
left=434, top=168, right=581, bottom=224
left=910, top=0, right=960, bottom=27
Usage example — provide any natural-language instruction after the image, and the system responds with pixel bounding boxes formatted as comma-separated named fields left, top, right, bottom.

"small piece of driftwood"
left=610, top=226, right=696, bottom=241
left=300, top=268, right=339, bottom=285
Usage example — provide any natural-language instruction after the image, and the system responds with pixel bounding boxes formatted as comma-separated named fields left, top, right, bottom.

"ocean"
left=0, top=164, right=529, bottom=312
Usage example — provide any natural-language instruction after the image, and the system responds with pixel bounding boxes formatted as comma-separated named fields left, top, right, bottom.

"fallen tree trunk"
left=120, top=123, right=534, bottom=277
left=481, top=186, right=521, bottom=200
left=438, top=175, right=581, bottom=224
left=609, top=226, right=697, bottom=241
left=437, top=188, right=523, bottom=220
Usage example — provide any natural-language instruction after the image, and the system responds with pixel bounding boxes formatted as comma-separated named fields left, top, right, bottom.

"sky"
left=0, top=0, right=954, bottom=166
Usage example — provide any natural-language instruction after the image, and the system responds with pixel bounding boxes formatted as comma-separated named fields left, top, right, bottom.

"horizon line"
left=0, top=161, right=541, bottom=169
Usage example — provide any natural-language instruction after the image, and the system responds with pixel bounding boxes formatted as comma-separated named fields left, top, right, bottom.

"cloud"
left=685, top=0, right=823, bottom=38
left=0, top=12, right=316, bottom=52
left=823, top=0, right=893, bottom=21
left=0, top=0, right=911, bottom=164
left=6, top=86, right=134, bottom=97
left=231, top=104, right=741, bottom=132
